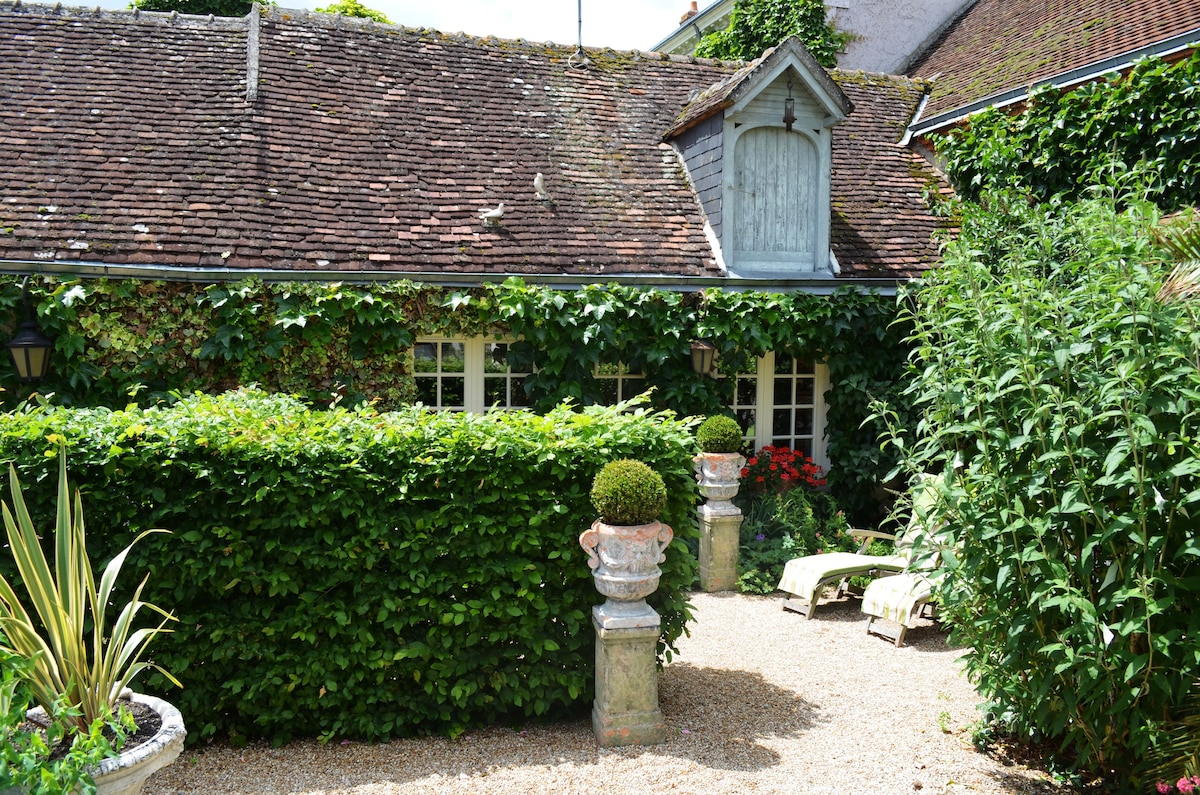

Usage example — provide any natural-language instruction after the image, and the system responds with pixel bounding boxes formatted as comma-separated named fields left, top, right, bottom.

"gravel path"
left=144, top=591, right=1076, bottom=794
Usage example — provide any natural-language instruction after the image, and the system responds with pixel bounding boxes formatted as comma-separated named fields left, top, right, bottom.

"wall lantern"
left=690, top=340, right=716, bottom=377
left=783, top=77, right=796, bottom=133
left=7, top=276, right=53, bottom=382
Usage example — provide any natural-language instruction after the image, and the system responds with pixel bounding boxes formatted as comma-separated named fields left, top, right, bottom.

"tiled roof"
left=909, top=0, right=1200, bottom=122
left=0, top=4, right=946, bottom=280
left=829, top=72, right=948, bottom=277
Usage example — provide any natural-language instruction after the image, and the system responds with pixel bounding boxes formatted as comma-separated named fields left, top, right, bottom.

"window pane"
left=413, top=343, right=438, bottom=373
left=794, top=439, right=813, bottom=458
left=796, top=379, right=814, bottom=405
left=619, top=379, right=646, bottom=402
left=484, top=378, right=507, bottom=407
left=794, top=410, right=813, bottom=436
left=773, top=377, right=792, bottom=406
left=772, top=408, right=790, bottom=436
left=736, top=377, right=757, bottom=406
left=597, top=379, right=618, bottom=405
left=735, top=409, right=756, bottom=439
left=596, top=362, right=620, bottom=377
left=484, top=343, right=508, bottom=374
left=440, top=342, right=466, bottom=373
left=774, top=353, right=793, bottom=374
left=442, top=378, right=465, bottom=407
left=795, top=358, right=814, bottom=374
left=510, top=377, right=530, bottom=407
left=416, top=379, right=438, bottom=405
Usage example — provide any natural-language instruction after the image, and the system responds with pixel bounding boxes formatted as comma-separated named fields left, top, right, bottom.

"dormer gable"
left=665, top=37, right=853, bottom=278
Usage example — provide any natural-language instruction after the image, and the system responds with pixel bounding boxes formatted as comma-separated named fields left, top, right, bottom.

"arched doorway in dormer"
left=730, top=125, right=818, bottom=272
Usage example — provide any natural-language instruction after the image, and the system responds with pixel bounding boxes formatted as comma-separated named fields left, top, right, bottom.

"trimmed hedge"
left=0, top=389, right=699, bottom=745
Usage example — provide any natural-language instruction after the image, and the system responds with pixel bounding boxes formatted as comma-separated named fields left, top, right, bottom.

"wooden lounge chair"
left=776, top=474, right=943, bottom=619
left=861, top=571, right=935, bottom=647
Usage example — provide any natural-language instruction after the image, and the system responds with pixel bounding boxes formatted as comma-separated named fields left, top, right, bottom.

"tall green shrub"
left=0, top=390, right=699, bottom=745
left=889, top=193, right=1200, bottom=781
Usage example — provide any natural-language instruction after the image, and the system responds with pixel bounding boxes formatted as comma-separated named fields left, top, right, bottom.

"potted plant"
left=693, top=415, right=746, bottom=504
left=0, top=453, right=185, bottom=795
left=578, top=460, right=674, bottom=621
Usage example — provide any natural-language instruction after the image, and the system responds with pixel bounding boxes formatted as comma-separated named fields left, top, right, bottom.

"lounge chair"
left=776, top=529, right=908, bottom=618
left=776, top=474, right=943, bottom=619
left=861, top=571, right=935, bottom=647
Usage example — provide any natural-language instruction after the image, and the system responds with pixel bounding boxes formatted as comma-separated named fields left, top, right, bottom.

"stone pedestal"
left=591, top=610, right=666, bottom=747
left=694, top=452, right=746, bottom=592
left=698, top=503, right=742, bottom=592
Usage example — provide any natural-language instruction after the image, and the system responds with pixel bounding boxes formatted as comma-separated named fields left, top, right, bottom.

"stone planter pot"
left=3, top=693, right=186, bottom=795
left=694, top=452, right=746, bottom=509
left=579, top=519, right=673, bottom=627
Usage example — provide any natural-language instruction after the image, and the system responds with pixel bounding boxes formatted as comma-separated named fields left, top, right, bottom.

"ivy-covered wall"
left=934, top=51, right=1200, bottom=211
left=0, top=275, right=909, bottom=522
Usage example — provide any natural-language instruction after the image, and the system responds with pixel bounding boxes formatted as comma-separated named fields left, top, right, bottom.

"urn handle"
left=579, top=522, right=601, bottom=570
left=656, top=522, right=674, bottom=563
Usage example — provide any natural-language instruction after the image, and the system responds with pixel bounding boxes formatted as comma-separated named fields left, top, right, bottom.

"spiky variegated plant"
left=1156, top=216, right=1200, bottom=304
left=1148, top=216, right=1200, bottom=787
left=0, top=452, right=179, bottom=731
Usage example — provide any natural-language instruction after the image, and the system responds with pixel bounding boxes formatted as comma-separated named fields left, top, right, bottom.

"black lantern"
left=690, top=340, right=716, bottom=377
left=783, top=78, right=796, bottom=132
left=7, top=276, right=53, bottom=382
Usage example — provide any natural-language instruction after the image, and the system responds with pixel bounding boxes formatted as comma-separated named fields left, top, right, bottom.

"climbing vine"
left=934, top=51, right=1200, bottom=210
left=693, top=0, right=850, bottom=67
left=0, top=275, right=907, bottom=522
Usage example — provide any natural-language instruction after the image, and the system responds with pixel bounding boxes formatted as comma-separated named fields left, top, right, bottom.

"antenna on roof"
left=568, top=0, right=590, bottom=69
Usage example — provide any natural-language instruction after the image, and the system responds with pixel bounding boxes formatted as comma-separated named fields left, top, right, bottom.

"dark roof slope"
left=0, top=4, right=946, bottom=280
left=829, top=72, right=946, bottom=277
left=909, top=0, right=1200, bottom=121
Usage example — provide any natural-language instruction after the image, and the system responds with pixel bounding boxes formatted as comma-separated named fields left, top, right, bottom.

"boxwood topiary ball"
left=591, top=459, right=667, bottom=525
left=695, top=415, right=743, bottom=453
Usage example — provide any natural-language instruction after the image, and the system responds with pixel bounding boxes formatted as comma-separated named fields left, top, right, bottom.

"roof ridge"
left=264, top=3, right=746, bottom=65
left=0, top=0, right=247, bottom=27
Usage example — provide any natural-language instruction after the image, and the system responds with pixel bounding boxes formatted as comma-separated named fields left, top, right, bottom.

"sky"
left=87, top=0, right=699, bottom=51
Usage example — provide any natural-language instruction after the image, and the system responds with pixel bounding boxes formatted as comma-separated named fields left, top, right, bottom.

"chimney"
left=680, top=1, right=698, bottom=24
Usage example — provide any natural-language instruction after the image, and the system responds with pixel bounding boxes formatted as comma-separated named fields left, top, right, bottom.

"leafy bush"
left=590, top=459, right=668, bottom=525
left=888, top=193, right=1200, bottom=782
left=935, top=51, right=1200, bottom=211
left=734, top=480, right=854, bottom=594
left=0, top=389, right=699, bottom=745
left=693, top=0, right=850, bottom=66
left=695, top=415, right=743, bottom=453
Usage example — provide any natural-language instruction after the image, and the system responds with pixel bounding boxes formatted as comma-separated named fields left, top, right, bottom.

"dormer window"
left=664, top=37, right=853, bottom=280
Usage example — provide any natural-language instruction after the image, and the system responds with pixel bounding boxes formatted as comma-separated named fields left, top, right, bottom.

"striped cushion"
left=861, top=573, right=932, bottom=628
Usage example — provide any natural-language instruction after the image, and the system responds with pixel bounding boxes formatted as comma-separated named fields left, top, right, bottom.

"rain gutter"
left=0, top=259, right=902, bottom=296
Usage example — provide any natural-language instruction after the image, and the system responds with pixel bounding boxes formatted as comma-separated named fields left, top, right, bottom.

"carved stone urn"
left=694, top=452, right=747, bottom=513
left=579, top=519, right=673, bottom=628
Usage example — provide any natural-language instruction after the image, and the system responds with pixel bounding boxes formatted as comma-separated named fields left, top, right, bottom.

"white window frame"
left=727, top=352, right=829, bottom=472
left=413, top=336, right=530, bottom=413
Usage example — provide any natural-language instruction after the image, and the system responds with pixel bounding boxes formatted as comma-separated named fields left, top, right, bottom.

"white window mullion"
left=463, top=339, right=484, bottom=413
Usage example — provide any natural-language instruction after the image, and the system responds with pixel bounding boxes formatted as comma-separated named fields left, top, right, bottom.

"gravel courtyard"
left=144, top=591, right=1077, bottom=794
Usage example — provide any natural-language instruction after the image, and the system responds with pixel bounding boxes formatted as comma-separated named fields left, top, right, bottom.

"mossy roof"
left=0, top=3, right=947, bottom=280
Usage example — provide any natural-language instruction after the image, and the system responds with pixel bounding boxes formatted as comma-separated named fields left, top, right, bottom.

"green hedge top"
left=0, top=389, right=700, bottom=744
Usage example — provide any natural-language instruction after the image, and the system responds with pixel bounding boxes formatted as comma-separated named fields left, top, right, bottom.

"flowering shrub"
left=1159, top=777, right=1200, bottom=794
left=739, top=446, right=826, bottom=494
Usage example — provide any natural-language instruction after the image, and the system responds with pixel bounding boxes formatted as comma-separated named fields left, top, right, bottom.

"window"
left=729, top=352, right=828, bottom=470
left=413, top=338, right=530, bottom=412
left=593, top=361, right=646, bottom=405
